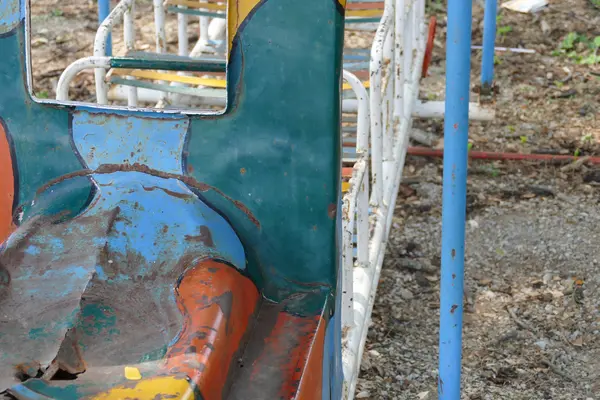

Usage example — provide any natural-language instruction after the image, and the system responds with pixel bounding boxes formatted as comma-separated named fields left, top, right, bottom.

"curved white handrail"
left=343, top=1, right=427, bottom=399
left=56, top=57, right=111, bottom=101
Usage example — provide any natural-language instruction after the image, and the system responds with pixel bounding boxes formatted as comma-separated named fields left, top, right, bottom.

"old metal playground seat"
left=0, top=0, right=496, bottom=398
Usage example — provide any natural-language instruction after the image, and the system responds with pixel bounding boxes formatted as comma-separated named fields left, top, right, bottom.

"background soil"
left=27, top=0, right=600, bottom=399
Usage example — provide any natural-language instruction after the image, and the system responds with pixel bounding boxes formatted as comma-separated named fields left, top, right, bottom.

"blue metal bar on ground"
left=438, top=0, right=473, bottom=398
left=481, top=0, right=497, bottom=92
left=98, top=0, right=112, bottom=56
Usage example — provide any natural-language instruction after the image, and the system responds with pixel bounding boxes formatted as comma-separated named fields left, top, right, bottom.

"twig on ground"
left=505, top=305, right=537, bottom=333
left=540, top=358, right=577, bottom=383
left=560, top=156, right=590, bottom=172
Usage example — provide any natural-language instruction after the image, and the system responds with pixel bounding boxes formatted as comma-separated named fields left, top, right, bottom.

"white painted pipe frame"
left=93, top=0, right=134, bottom=105
left=57, top=57, right=111, bottom=101
left=341, top=70, right=370, bottom=332
left=341, top=0, right=428, bottom=398
left=124, top=1, right=138, bottom=106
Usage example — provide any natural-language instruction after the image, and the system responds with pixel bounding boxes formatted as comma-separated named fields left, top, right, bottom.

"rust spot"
left=240, top=168, right=246, bottom=176
left=162, top=225, right=169, bottom=234
left=327, top=203, right=336, bottom=220
left=184, top=225, right=215, bottom=247
left=37, top=163, right=261, bottom=229
left=142, top=185, right=194, bottom=200
left=451, top=249, right=456, bottom=259
left=187, top=164, right=194, bottom=174
left=312, top=225, right=317, bottom=231
left=452, top=273, right=456, bottom=279
left=450, top=304, right=458, bottom=314
left=453, top=123, right=458, bottom=129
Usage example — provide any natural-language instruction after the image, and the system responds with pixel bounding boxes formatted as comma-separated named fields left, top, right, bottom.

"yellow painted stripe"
left=339, top=0, right=347, bottom=7
left=111, top=70, right=369, bottom=92
left=112, top=69, right=227, bottom=88
left=346, top=8, right=383, bottom=17
left=111, top=70, right=369, bottom=90
left=91, top=376, right=194, bottom=400
left=342, top=181, right=350, bottom=193
left=166, top=0, right=226, bottom=11
left=342, top=80, right=370, bottom=91
left=228, top=0, right=262, bottom=51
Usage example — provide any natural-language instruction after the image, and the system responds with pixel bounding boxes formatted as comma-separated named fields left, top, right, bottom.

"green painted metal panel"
left=166, top=6, right=226, bottom=18
left=110, top=51, right=226, bottom=72
left=0, top=28, right=92, bottom=222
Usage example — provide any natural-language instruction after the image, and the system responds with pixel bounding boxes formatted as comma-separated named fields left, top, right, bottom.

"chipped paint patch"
left=72, top=110, right=189, bottom=174
left=0, top=0, right=21, bottom=34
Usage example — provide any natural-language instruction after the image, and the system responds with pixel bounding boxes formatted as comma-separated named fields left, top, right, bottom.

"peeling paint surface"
left=0, top=0, right=346, bottom=395
left=0, top=0, right=21, bottom=34
left=72, top=109, right=189, bottom=174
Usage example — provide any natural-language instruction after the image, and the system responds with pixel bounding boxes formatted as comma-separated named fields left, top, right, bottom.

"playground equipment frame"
left=51, top=0, right=499, bottom=397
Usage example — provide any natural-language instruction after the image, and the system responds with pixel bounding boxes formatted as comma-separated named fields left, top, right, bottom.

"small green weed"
left=35, top=90, right=49, bottom=99
left=553, top=32, right=600, bottom=64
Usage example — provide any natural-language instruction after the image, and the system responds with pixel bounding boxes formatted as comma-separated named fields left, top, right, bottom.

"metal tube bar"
left=93, top=0, right=134, bottom=104
left=98, top=0, right=112, bottom=56
left=57, top=57, right=111, bottom=101
left=481, top=0, right=497, bottom=93
left=438, top=0, right=473, bottom=398
left=124, top=1, right=138, bottom=106
left=368, top=0, right=393, bottom=208
left=178, top=12, right=189, bottom=56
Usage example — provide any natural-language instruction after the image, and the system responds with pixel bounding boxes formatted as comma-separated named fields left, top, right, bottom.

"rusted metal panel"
left=0, top=0, right=21, bottom=34
left=0, top=0, right=346, bottom=395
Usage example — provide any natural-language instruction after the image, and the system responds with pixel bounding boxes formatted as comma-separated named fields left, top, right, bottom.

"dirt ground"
left=357, top=1, right=600, bottom=399
left=27, top=0, right=600, bottom=399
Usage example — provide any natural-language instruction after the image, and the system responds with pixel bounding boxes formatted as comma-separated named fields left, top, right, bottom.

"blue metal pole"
left=481, top=0, right=497, bottom=93
left=98, top=0, right=112, bottom=56
left=438, top=0, right=472, bottom=398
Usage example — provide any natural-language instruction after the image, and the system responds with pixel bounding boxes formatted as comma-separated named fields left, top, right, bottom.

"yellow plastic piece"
left=92, top=376, right=194, bottom=400
left=166, top=0, right=226, bottom=11
left=124, top=366, right=142, bottom=380
left=342, top=181, right=350, bottom=193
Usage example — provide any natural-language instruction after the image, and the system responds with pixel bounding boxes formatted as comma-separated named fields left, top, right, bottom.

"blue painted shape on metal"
left=8, top=379, right=82, bottom=399
left=343, top=61, right=370, bottom=71
left=0, top=0, right=22, bottom=34
left=481, top=0, right=497, bottom=90
left=72, top=109, right=189, bottom=174
left=98, top=0, right=112, bottom=56
left=82, top=171, right=246, bottom=271
left=322, top=192, right=343, bottom=400
left=438, top=0, right=473, bottom=398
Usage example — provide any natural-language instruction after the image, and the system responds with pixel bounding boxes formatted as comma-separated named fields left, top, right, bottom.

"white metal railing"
left=341, top=0, right=427, bottom=398
left=57, top=57, right=111, bottom=101
left=93, top=0, right=135, bottom=105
